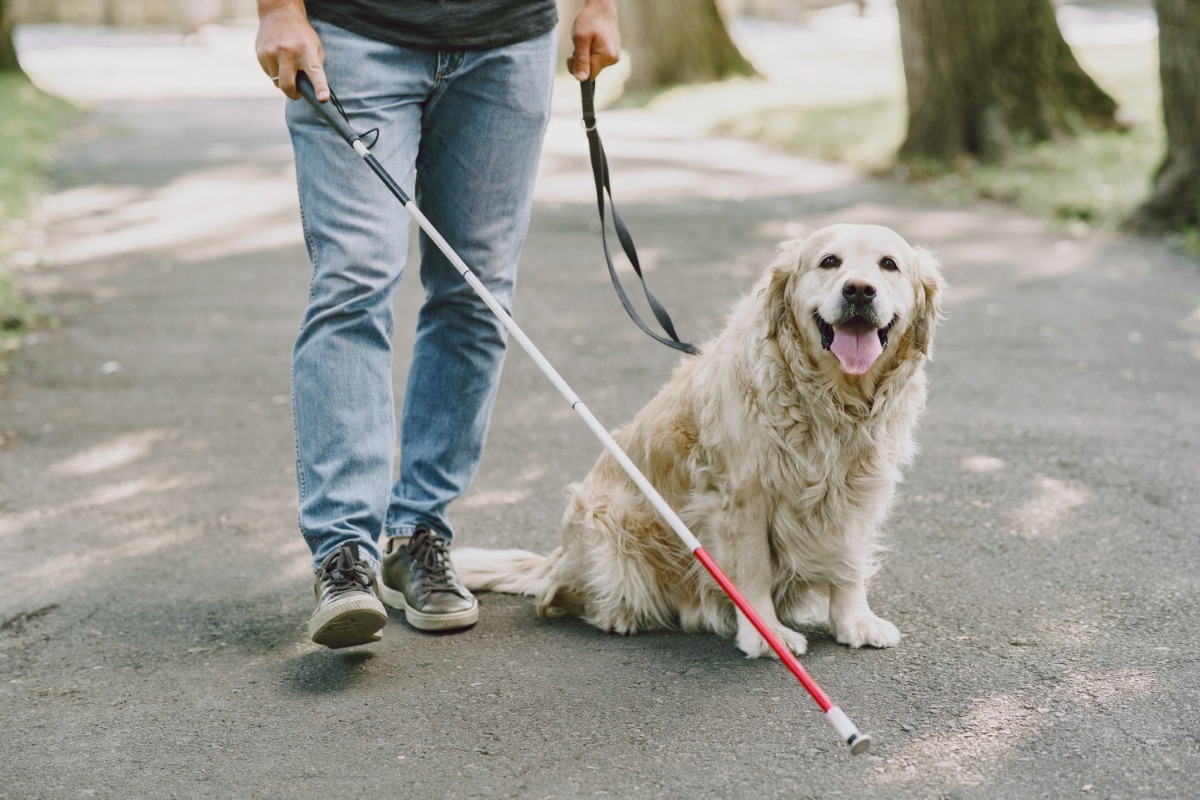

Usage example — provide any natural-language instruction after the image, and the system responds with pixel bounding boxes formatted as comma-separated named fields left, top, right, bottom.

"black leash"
left=580, top=80, right=699, bottom=356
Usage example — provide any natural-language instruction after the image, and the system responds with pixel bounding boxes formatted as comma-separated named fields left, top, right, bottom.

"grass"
left=0, top=71, right=74, bottom=374
left=656, top=30, right=1167, bottom=236
left=911, top=41, right=1165, bottom=232
left=718, top=95, right=906, bottom=173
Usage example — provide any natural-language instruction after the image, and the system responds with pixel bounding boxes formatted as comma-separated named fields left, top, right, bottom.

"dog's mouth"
left=817, top=314, right=895, bottom=377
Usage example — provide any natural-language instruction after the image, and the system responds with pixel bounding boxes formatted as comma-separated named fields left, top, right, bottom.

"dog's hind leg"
left=531, top=547, right=589, bottom=619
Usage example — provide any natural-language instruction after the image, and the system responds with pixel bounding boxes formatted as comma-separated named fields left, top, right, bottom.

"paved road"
left=3, top=19, right=1198, bottom=800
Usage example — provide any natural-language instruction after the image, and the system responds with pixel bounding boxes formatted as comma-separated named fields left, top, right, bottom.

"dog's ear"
left=911, top=246, right=946, bottom=357
left=762, top=239, right=804, bottom=338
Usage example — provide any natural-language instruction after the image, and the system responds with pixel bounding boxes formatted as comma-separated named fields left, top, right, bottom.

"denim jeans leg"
left=287, top=21, right=438, bottom=571
left=385, top=31, right=557, bottom=541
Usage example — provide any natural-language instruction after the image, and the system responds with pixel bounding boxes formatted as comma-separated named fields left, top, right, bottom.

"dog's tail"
left=451, top=547, right=556, bottom=597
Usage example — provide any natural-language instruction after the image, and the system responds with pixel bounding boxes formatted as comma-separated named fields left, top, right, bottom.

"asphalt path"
left=2, top=18, right=1198, bottom=800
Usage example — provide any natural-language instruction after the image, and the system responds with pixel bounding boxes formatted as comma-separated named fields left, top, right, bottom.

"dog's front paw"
left=737, top=624, right=808, bottom=659
left=831, top=614, right=901, bottom=649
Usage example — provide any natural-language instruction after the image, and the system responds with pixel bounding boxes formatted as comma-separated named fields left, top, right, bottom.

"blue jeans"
left=286, top=21, right=556, bottom=571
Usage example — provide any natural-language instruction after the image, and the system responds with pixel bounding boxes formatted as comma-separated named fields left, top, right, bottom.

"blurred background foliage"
left=0, top=0, right=1194, bottom=368
left=0, top=72, right=70, bottom=371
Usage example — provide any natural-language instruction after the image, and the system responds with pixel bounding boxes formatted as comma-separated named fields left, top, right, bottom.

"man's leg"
left=286, top=20, right=436, bottom=645
left=379, top=31, right=557, bottom=629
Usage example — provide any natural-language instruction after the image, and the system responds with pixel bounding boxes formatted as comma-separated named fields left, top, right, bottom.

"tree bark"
left=896, top=0, right=1120, bottom=164
left=1124, top=0, right=1200, bottom=235
left=0, top=0, right=23, bottom=74
left=619, top=0, right=757, bottom=92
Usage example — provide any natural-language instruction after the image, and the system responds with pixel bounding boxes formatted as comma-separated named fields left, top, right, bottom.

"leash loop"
left=580, top=80, right=699, bottom=356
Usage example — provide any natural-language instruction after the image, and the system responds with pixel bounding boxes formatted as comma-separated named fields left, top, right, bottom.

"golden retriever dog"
left=453, top=223, right=944, bottom=658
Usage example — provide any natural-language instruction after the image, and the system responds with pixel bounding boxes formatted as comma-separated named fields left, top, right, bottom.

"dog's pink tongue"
left=830, top=326, right=883, bottom=376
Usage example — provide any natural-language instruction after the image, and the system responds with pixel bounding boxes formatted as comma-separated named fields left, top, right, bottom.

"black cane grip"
left=296, top=71, right=360, bottom=147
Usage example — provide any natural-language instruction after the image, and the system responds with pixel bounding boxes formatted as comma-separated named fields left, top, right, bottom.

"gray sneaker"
left=308, top=543, right=389, bottom=649
left=379, top=528, right=478, bottom=632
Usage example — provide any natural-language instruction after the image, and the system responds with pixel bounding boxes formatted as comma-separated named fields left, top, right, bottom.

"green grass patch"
left=914, top=123, right=1163, bottom=230
left=696, top=37, right=1164, bottom=233
left=0, top=73, right=72, bottom=220
left=718, top=94, right=1162, bottom=230
left=913, top=40, right=1164, bottom=231
left=0, top=72, right=74, bottom=374
left=716, top=95, right=906, bottom=173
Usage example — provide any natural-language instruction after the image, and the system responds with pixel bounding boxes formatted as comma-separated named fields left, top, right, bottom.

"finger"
left=276, top=62, right=301, bottom=100
left=303, top=62, right=330, bottom=102
left=570, top=39, right=591, bottom=82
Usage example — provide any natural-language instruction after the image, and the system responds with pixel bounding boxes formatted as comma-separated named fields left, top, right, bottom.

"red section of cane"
left=692, top=547, right=833, bottom=711
left=693, top=547, right=871, bottom=753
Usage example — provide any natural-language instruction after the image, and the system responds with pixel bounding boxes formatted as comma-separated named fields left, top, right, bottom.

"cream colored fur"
left=453, top=224, right=944, bottom=658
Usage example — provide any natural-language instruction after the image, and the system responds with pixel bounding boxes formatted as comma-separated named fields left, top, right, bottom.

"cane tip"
left=848, top=732, right=872, bottom=756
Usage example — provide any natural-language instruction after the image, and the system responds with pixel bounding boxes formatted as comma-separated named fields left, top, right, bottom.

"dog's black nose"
left=842, top=279, right=876, bottom=307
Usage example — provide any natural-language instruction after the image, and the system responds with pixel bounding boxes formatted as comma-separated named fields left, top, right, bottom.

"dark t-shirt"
left=305, top=0, right=559, bottom=50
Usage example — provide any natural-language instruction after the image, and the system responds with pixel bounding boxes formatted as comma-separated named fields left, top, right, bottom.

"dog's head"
left=765, top=224, right=944, bottom=379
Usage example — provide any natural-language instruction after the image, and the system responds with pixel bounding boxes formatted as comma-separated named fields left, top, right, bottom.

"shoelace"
left=408, top=531, right=457, bottom=593
left=321, top=545, right=377, bottom=598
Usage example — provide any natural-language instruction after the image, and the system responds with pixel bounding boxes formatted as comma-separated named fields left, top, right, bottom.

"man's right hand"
left=255, top=0, right=328, bottom=101
left=569, top=0, right=620, bottom=82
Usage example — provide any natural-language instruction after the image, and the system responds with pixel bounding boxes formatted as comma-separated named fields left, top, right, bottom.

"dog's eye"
left=820, top=255, right=841, bottom=269
left=879, top=256, right=899, bottom=272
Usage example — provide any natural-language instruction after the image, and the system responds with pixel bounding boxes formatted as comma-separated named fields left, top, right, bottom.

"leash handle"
left=581, top=81, right=699, bottom=356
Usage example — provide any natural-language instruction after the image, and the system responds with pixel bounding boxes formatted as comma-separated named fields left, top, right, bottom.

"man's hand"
left=255, top=0, right=328, bottom=101
left=569, top=0, right=620, bottom=82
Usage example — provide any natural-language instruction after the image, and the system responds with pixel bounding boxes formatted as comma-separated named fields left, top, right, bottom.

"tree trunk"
left=0, top=0, right=23, bottom=74
left=619, top=0, right=757, bottom=92
left=896, top=0, right=1120, bottom=164
left=1124, top=0, right=1200, bottom=235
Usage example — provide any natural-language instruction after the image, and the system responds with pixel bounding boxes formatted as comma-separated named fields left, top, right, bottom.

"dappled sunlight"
left=2, top=479, right=191, bottom=605
left=0, top=475, right=185, bottom=543
left=50, top=514, right=192, bottom=589
left=85, top=476, right=182, bottom=506
left=1, top=430, right=186, bottom=551
left=461, top=464, right=552, bottom=510
left=535, top=106, right=860, bottom=205
left=184, top=217, right=303, bottom=263
left=871, top=668, right=1156, bottom=789
left=961, top=455, right=1005, bottom=474
left=17, top=24, right=278, bottom=102
left=1011, top=475, right=1091, bottom=539
left=873, top=693, right=1036, bottom=787
left=460, top=488, right=534, bottom=509
left=39, top=184, right=143, bottom=224
left=632, top=6, right=902, bottom=133
left=47, top=430, right=169, bottom=476
left=41, top=163, right=301, bottom=268
left=1023, top=595, right=1142, bottom=652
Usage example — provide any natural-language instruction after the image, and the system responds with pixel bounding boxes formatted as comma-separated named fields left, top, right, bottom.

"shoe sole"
left=309, top=596, right=388, bottom=649
left=379, top=583, right=479, bottom=632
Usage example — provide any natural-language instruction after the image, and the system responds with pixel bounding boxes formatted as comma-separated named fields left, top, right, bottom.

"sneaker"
left=379, top=528, right=478, bottom=632
left=308, top=543, right=389, bottom=649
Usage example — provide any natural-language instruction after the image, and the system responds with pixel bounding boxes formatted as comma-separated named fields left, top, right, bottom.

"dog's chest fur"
left=688, top=339, right=927, bottom=584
